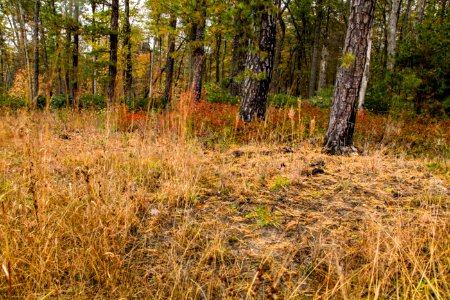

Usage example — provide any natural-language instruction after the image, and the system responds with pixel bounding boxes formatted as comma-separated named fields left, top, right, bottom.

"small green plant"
left=245, top=206, right=281, bottom=227
left=269, top=176, right=290, bottom=191
left=204, top=82, right=238, bottom=105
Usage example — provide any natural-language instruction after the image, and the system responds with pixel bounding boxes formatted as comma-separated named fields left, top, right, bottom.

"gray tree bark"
left=358, top=31, right=372, bottom=110
left=324, top=0, right=376, bottom=154
left=308, top=0, right=324, bottom=98
left=162, top=14, right=177, bottom=106
left=387, top=0, right=401, bottom=70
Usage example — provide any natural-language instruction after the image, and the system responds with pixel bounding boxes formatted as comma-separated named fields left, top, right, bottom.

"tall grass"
left=0, top=98, right=448, bottom=298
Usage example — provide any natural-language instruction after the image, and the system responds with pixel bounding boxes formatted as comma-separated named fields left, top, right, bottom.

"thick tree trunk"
left=108, top=0, right=119, bottom=108
left=33, top=0, right=40, bottom=106
left=387, top=0, right=401, bottom=71
left=190, top=0, right=206, bottom=102
left=324, top=0, right=376, bottom=155
left=72, top=1, right=79, bottom=110
left=308, top=0, right=323, bottom=98
left=358, top=31, right=372, bottom=110
left=123, top=0, right=132, bottom=101
left=162, top=15, right=176, bottom=106
left=239, top=2, right=277, bottom=122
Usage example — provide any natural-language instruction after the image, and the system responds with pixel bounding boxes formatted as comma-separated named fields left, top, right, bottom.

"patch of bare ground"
left=0, top=111, right=448, bottom=299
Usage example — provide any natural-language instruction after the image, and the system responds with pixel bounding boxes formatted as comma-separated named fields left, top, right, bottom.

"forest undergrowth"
left=0, top=102, right=449, bottom=299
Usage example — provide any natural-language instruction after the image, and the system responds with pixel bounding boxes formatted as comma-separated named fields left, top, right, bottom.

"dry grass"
left=0, top=109, right=448, bottom=299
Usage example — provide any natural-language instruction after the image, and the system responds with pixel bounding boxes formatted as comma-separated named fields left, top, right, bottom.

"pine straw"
left=0, top=110, right=448, bottom=299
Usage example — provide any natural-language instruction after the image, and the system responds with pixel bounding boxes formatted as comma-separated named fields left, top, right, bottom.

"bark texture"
left=229, top=7, right=249, bottom=97
left=323, top=0, right=376, bottom=154
left=190, top=0, right=206, bottom=102
left=108, top=0, right=119, bottom=107
left=239, top=2, right=277, bottom=122
left=162, top=15, right=176, bottom=106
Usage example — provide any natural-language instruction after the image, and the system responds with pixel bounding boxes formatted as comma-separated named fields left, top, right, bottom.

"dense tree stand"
left=323, top=0, right=376, bottom=155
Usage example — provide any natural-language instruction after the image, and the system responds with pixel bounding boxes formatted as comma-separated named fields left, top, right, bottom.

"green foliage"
left=310, top=85, right=334, bottom=108
left=269, top=94, right=298, bottom=108
left=0, top=95, right=27, bottom=110
left=204, top=82, right=238, bottom=105
left=79, top=94, right=107, bottom=110
left=268, top=176, right=290, bottom=191
left=50, top=95, right=68, bottom=109
left=0, top=95, right=25, bottom=110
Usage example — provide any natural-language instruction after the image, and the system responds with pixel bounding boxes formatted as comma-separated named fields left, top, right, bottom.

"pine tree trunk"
left=229, top=7, right=249, bottom=97
left=387, top=0, right=401, bottom=71
left=72, top=1, right=79, bottom=110
left=324, top=0, right=376, bottom=155
left=108, top=0, right=119, bottom=108
left=162, top=15, right=176, bottom=106
left=123, top=0, right=132, bottom=101
left=308, top=0, right=323, bottom=98
left=239, top=2, right=277, bottom=122
left=190, top=0, right=206, bottom=102
left=33, top=0, right=40, bottom=107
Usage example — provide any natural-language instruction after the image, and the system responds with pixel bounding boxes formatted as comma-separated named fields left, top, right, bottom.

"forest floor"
left=0, top=110, right=449, bottom=299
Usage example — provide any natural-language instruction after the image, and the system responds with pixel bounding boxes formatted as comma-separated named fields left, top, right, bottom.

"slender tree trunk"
left=215, top=32, right=221, bottom=83
left=162, top=14, right=177, bottom=106
left=324, top=0, right=376, bottom=155
left=33, top=0, right=40, bottom=107
left=239, top=2, right=277, bottom=121
left=318, top=46, right=329, bottom=90
left=108, top=0, right=119, bottom=108
left=358, top=30, right=372, bottom=110
left=123, top=0, right=132, bottom=101
left=270, top=11, right=285, bottom=94
left=72, top=1, right=79, bottom=110
left=399, top=0, right=413, bottom=40
left=221, top=40, right=226, bottom=82
left=190, top=0, right=206, bottom=102
left=308, top=0, right=323, bottom=98
left=386, top=0, right=401, bottom=71
left=91, top=1, right=97, bottom=95
left=416, top=0, right=426, bottom=27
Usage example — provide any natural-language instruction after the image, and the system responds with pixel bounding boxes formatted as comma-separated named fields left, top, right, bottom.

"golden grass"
left=0, top=109, right=448, bottom=299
